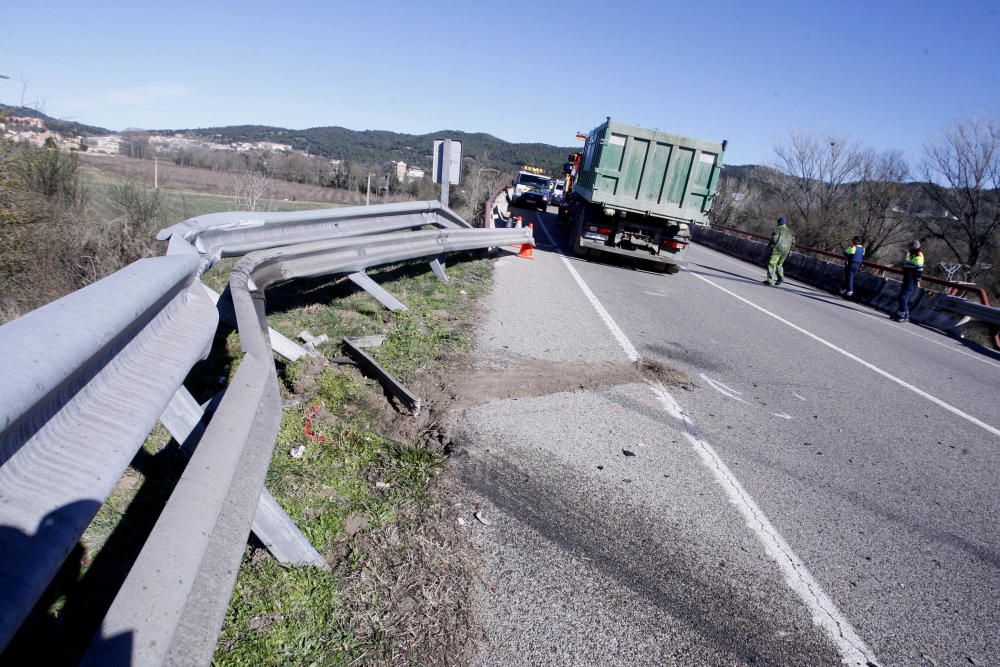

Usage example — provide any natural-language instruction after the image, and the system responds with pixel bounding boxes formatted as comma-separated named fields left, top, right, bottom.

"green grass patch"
left=213, top=252, right=493, bottom=665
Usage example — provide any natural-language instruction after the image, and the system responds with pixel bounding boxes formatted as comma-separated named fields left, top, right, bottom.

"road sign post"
left=432, top=139, right=462, bottom=208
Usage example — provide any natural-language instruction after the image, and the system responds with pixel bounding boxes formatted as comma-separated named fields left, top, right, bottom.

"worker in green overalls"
left=763, top=217, right=795, bottom=286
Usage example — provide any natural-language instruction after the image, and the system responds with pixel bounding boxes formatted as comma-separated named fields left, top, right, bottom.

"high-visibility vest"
left=904, top=251, right=924, bottom=272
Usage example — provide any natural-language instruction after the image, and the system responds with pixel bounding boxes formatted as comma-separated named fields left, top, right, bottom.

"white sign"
left=432, top=139, right=462, bottom=185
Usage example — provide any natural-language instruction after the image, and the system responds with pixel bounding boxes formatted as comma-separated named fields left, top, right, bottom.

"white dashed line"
left=535, top=214, right=878, bottom=666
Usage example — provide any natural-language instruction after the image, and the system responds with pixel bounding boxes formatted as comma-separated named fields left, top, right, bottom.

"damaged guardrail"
left=0, top=257, right=218, bottom=651
left=0, top=192, right=533, bottom=664
left=84, top=226, right=533, bottom=666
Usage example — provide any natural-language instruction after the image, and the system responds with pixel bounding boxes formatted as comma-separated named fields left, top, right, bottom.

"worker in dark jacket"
left=763, top=217, right=795, bottom=285
left=839, top=236, right=865, bottom=297
left=893, top=240, right=924, bottom=322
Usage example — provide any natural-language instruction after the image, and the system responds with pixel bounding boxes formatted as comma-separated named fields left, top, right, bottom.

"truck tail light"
left=662, top=240, right=687, bottom=250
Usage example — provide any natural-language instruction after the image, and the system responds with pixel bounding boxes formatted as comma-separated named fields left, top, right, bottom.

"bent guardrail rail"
left=0, top=256, right=218, bottom=651
left=83, top=226, right=533, bottom=666
left=159, top=200, right=472, bottom=264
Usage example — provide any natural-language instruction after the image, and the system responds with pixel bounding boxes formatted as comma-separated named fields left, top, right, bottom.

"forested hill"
left=166, top=124, right=577, bottom=171
left=0, top=104, right=110, bottom=137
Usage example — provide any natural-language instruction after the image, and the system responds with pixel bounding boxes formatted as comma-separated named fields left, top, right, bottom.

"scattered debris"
left=298, top=330, right=330, bottom=352
left=459, top=289, right=467, bottom=295
left=375, top=481, right=392, bottom=489
left=622, top=449, right=636, bottom=457
left=596, top=465, right=604, bottom=470
left=474, top=511, right=491, bottom=526
left=457, top=517, right=466, bottom=526
left=290, top=445, right=305, bottom=459
left=303, top=403, right=327, bottom=441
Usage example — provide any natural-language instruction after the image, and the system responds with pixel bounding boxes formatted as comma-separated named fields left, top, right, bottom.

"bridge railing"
left=708, top=223, right=992, bottom=306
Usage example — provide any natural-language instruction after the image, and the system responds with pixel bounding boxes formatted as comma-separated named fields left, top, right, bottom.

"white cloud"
left=100, top=83, right=191, bottom=107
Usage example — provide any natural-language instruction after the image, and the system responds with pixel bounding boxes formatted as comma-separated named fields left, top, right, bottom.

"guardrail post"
left=429, top=256, right=449, bottom=282
left=158, top=387, right=329, bottom=569
left=347, top=271, right=408, bottom=311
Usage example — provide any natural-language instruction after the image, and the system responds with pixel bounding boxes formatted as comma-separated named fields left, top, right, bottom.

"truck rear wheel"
left=666, top=264, right=681, bottom=275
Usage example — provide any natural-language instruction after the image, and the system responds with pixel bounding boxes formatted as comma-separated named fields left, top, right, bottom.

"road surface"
left=454, top=205, right=999, bottom=666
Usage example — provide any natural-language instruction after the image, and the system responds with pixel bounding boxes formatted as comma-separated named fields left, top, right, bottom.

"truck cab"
left=510, top=166, right=553, bottom=211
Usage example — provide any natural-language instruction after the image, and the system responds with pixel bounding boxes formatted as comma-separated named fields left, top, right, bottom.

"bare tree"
left=918, top=116, right=1000, bottom=268
left=464, top=153, right=505, bottom=224
left=850, top=149, right=912, bottom=260
left=232, top=170, right=272, bottom=211
left=771, top=131, right=862, bottom=247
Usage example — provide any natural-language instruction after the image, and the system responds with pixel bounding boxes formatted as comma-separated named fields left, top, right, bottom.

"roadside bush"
left=0, top=143, right=90, bottom=321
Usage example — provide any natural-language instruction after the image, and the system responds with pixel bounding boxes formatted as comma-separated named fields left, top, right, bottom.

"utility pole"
left=154, top=156, right=158, bottom=189
left=366, top=173, right=372, bottom=205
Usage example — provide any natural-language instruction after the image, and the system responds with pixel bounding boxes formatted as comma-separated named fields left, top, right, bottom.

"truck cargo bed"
left=574, top=119, right=725, bottom=225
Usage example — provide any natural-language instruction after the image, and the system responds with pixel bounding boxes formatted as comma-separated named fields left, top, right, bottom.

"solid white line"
left=536, top=213, right=877, bottom=665
left=649, top=382, right=876, bottom=666
left=534, top=213, right=639, bottom=362
left=689, top=271, right=1000, bottom=439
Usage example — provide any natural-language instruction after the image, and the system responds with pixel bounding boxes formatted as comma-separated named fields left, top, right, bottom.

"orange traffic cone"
left=516, top=223, right=534, bottom=259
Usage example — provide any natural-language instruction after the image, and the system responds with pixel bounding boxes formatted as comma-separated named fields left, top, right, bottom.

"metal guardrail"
left=0, top=256, right=218, bottom=650
left=84, top=226, right=533, bottom=665
left=709, top=223, right=993, bottom=306
left=0, top=197, right=533, bottom=663
left=940, top=296, right=1000, bottom=325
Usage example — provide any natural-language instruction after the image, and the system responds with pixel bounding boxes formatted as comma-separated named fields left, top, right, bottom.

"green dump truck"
left=565, top=118, right=726, bottom=273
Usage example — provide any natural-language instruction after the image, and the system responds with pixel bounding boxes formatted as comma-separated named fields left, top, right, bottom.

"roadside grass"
left=15, top=237, right=493, bottom=664
left=212, top=252, right=494, bottom=665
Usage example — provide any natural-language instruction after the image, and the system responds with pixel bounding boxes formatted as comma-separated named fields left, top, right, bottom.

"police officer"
left=893, top=240, right=924, bottom=322
left=839, top=236, right=865, bottom=297
left=763, top=217, right=795, bottom=286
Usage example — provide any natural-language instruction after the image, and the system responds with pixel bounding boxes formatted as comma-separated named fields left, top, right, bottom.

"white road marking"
left=774, top=413, right=793, bottom=420
left=793, top=393, right=808, bottom=402
left=700, top=373, right=749, bottom=403
left=690, top=272, right=1000, bottom=439
left=538, top=214, right=877, bottom=665
left=643, top=290, right=670, bottom=297
left=648, top=383, right=876, bottom=666
left=692, top=244, right=1000, bottom=370
left=534, top=213, right=639, bottom=362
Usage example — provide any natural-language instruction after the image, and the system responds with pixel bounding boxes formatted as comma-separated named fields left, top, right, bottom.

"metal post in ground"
left=440, top=139, right=451, bottom=208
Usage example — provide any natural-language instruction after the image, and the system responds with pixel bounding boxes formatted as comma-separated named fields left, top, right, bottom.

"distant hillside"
left=165, top=124, right=577, bottom=172
left=0, top=103, right=110, bottom=137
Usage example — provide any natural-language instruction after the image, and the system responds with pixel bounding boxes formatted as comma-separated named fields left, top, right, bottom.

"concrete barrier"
left=692, top=226, right=964, bottom=331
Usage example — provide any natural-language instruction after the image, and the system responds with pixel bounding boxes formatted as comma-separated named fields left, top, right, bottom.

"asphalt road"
left=454, top=205, right=999, bottom=666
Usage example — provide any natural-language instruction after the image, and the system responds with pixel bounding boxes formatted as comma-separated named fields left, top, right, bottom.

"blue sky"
left=1, top=0, right=998, bottom=165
